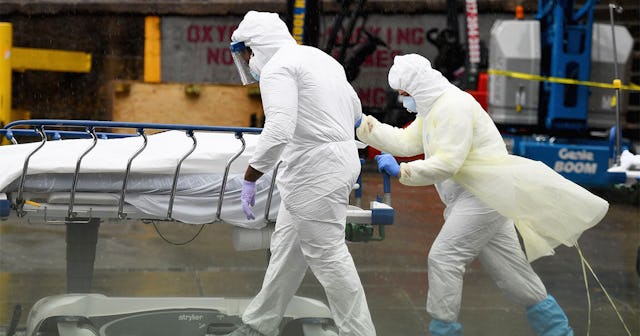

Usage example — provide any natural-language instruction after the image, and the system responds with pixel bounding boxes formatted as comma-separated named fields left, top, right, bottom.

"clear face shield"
left=230, top=41, right=258, bottom=85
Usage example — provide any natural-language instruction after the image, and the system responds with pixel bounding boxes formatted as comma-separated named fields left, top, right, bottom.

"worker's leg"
left=477, top=217, right=547, bottom=306
left=240, top=205, right=309, bottom=336
left=526, top=295, right=573, bottom=336
left=478, top=217, right=572, bottom=336
left=297, top=212, right=375, bottom=336
left=426, top=201, right=498, bottom=334
left=428, top=319, right=462, bottom=336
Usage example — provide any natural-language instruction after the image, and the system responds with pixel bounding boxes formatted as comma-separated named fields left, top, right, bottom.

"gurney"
left=1, top=119, right=394, bottom=292
left=21, top=294, right=339, bottom=336
left=1, top=119, right=393, bottom=336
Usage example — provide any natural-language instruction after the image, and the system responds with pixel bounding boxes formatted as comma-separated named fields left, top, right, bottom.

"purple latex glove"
left=375, top=154, right=400, bottom=177
left=241, top=180, right=256, bottom=220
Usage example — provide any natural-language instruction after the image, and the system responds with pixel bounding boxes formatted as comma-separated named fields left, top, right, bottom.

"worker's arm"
left=399, top=91, right=473, bottom=186
left=244, top=165, right=264, bottom=182
left=248, top=66, right=298, bottom=174
left=356, top=115, right=424, bottom=157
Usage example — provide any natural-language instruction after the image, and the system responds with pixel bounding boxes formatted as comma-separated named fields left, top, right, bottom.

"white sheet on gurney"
left=0, top=131, right=279, bottom=227
left=124, top=173, right=279, bottom=227
left=0, top=130, right=257, bottom=184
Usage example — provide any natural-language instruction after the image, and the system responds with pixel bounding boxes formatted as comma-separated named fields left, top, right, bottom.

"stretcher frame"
left=0, top=119, right=394, bottom=294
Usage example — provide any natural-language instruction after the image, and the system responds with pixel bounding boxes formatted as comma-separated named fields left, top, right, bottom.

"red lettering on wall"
left=202, top=26, right=213, bottom=42
left=188, top=24, right=237, bottom=43
left=187, top=25, right=214, bottom=43
left=207, top=47, right=234, bottom=65
left=395, top=27, right=425, bottom=45
left=217, top=25, right=238, bottom=42
left=187, top=25, right=200, bottom=42
left=357, top=87, right=387, bottom=106
left=323, top=25, right=426, bottom=48
left=397, top=28, right=410, bottom=45
left=362, top=49, right=403, bottom=68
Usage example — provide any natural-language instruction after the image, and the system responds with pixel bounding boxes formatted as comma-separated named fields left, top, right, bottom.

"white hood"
left=231, top=11, right=297, bottom=75
left=388, top=54, right=455, bottom=115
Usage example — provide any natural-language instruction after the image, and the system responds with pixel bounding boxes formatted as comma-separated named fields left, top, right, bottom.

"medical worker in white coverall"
left=226, top=11, right=376, bottom=336
left=356, top=54, right=609, bottom=336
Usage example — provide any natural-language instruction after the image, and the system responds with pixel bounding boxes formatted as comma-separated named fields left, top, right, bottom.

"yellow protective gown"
left=357, top=54, right=609, bottom=262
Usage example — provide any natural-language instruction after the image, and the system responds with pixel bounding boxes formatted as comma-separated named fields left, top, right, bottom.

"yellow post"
left=0, top=22, right=11, bottom=127
left=144, top=16, right=161, bottom=83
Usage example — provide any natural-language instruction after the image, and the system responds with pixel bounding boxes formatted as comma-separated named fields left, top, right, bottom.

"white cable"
left=578, top=244, right=592, bottom=336
left=575, top=243, right=632, bottom=336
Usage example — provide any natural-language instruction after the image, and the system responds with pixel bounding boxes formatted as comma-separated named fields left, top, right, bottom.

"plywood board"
left=111, top=81, right=263, bottom=127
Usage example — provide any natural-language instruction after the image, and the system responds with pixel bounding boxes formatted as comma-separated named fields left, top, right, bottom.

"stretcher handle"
left=217, top=132, right=248, bottom=221
left=118, top=129, right=148, bottom=219
left=381, top=171, right=391, bottom=206
left=16, top=126, right=47, bottom=217
left=377, top=152, right=393, bottom=205
left=353, top=158, right=365, bottom=208
left=68, top=127, right=98, bottom=219
left=382, top=172, right=391, bottom=194
left=167, top=130, right=197, bottom=219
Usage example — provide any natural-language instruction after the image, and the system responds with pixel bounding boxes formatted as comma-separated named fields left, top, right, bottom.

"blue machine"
left=536, top=0, right=595, bottom=132
left=504, top=133, right=629, bottom=187
left=488, top=0, right=636, bottom=188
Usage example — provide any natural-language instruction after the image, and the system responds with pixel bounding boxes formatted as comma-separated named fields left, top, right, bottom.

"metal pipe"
left=608, top=3, right=623, bottom=166
left=217, top=132, right=246, bottom=221
left=118, top=129, right=148, bottom=219
left=167, top=130, right=197, bottom=219
left=68, top=127, right=98, bottom=219
left=16, top=126, right=46, bottom=216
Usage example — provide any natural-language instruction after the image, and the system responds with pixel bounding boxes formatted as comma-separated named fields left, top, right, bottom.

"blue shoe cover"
left=526, top=295, right=573, bottom=336
left=429, top=319, right=462, bottom=336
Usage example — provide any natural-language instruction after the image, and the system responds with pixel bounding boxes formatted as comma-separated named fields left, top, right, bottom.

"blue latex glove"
left=241, top=180, right=256, bottom=220
left=355, top=116, right=363, bottom=128
left=375, top=154, right=400, bottom=177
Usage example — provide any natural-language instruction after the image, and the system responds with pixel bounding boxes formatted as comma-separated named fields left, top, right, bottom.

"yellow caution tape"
left=488, top=69, right=640, bottom=92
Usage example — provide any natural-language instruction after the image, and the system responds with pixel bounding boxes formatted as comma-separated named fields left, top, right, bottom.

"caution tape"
left=487, top=68, right=640, bottom=92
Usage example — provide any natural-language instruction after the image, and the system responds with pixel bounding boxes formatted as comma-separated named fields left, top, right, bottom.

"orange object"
left=515, top=5, right=525, bottom=19
left=466, top=71, right=488, bottom=110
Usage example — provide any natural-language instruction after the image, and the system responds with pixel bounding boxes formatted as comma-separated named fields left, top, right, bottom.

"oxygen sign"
left=553, top=148, right=598, bottom=174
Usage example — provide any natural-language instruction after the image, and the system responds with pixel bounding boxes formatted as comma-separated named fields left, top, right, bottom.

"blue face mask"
left=402, top=96, right=417, bottom=113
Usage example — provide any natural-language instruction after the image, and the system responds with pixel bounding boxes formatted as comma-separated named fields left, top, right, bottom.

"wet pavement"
left=0, top=166, right=639, bottom=336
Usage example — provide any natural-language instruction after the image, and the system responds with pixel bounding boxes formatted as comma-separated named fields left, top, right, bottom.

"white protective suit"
left=356, top=54, right=609, bottom=323
left=231, top=11, right=375, bottom=336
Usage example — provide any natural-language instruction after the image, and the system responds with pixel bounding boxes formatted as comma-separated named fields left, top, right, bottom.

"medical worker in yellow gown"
left=356, top=54, right=609, bottom=336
